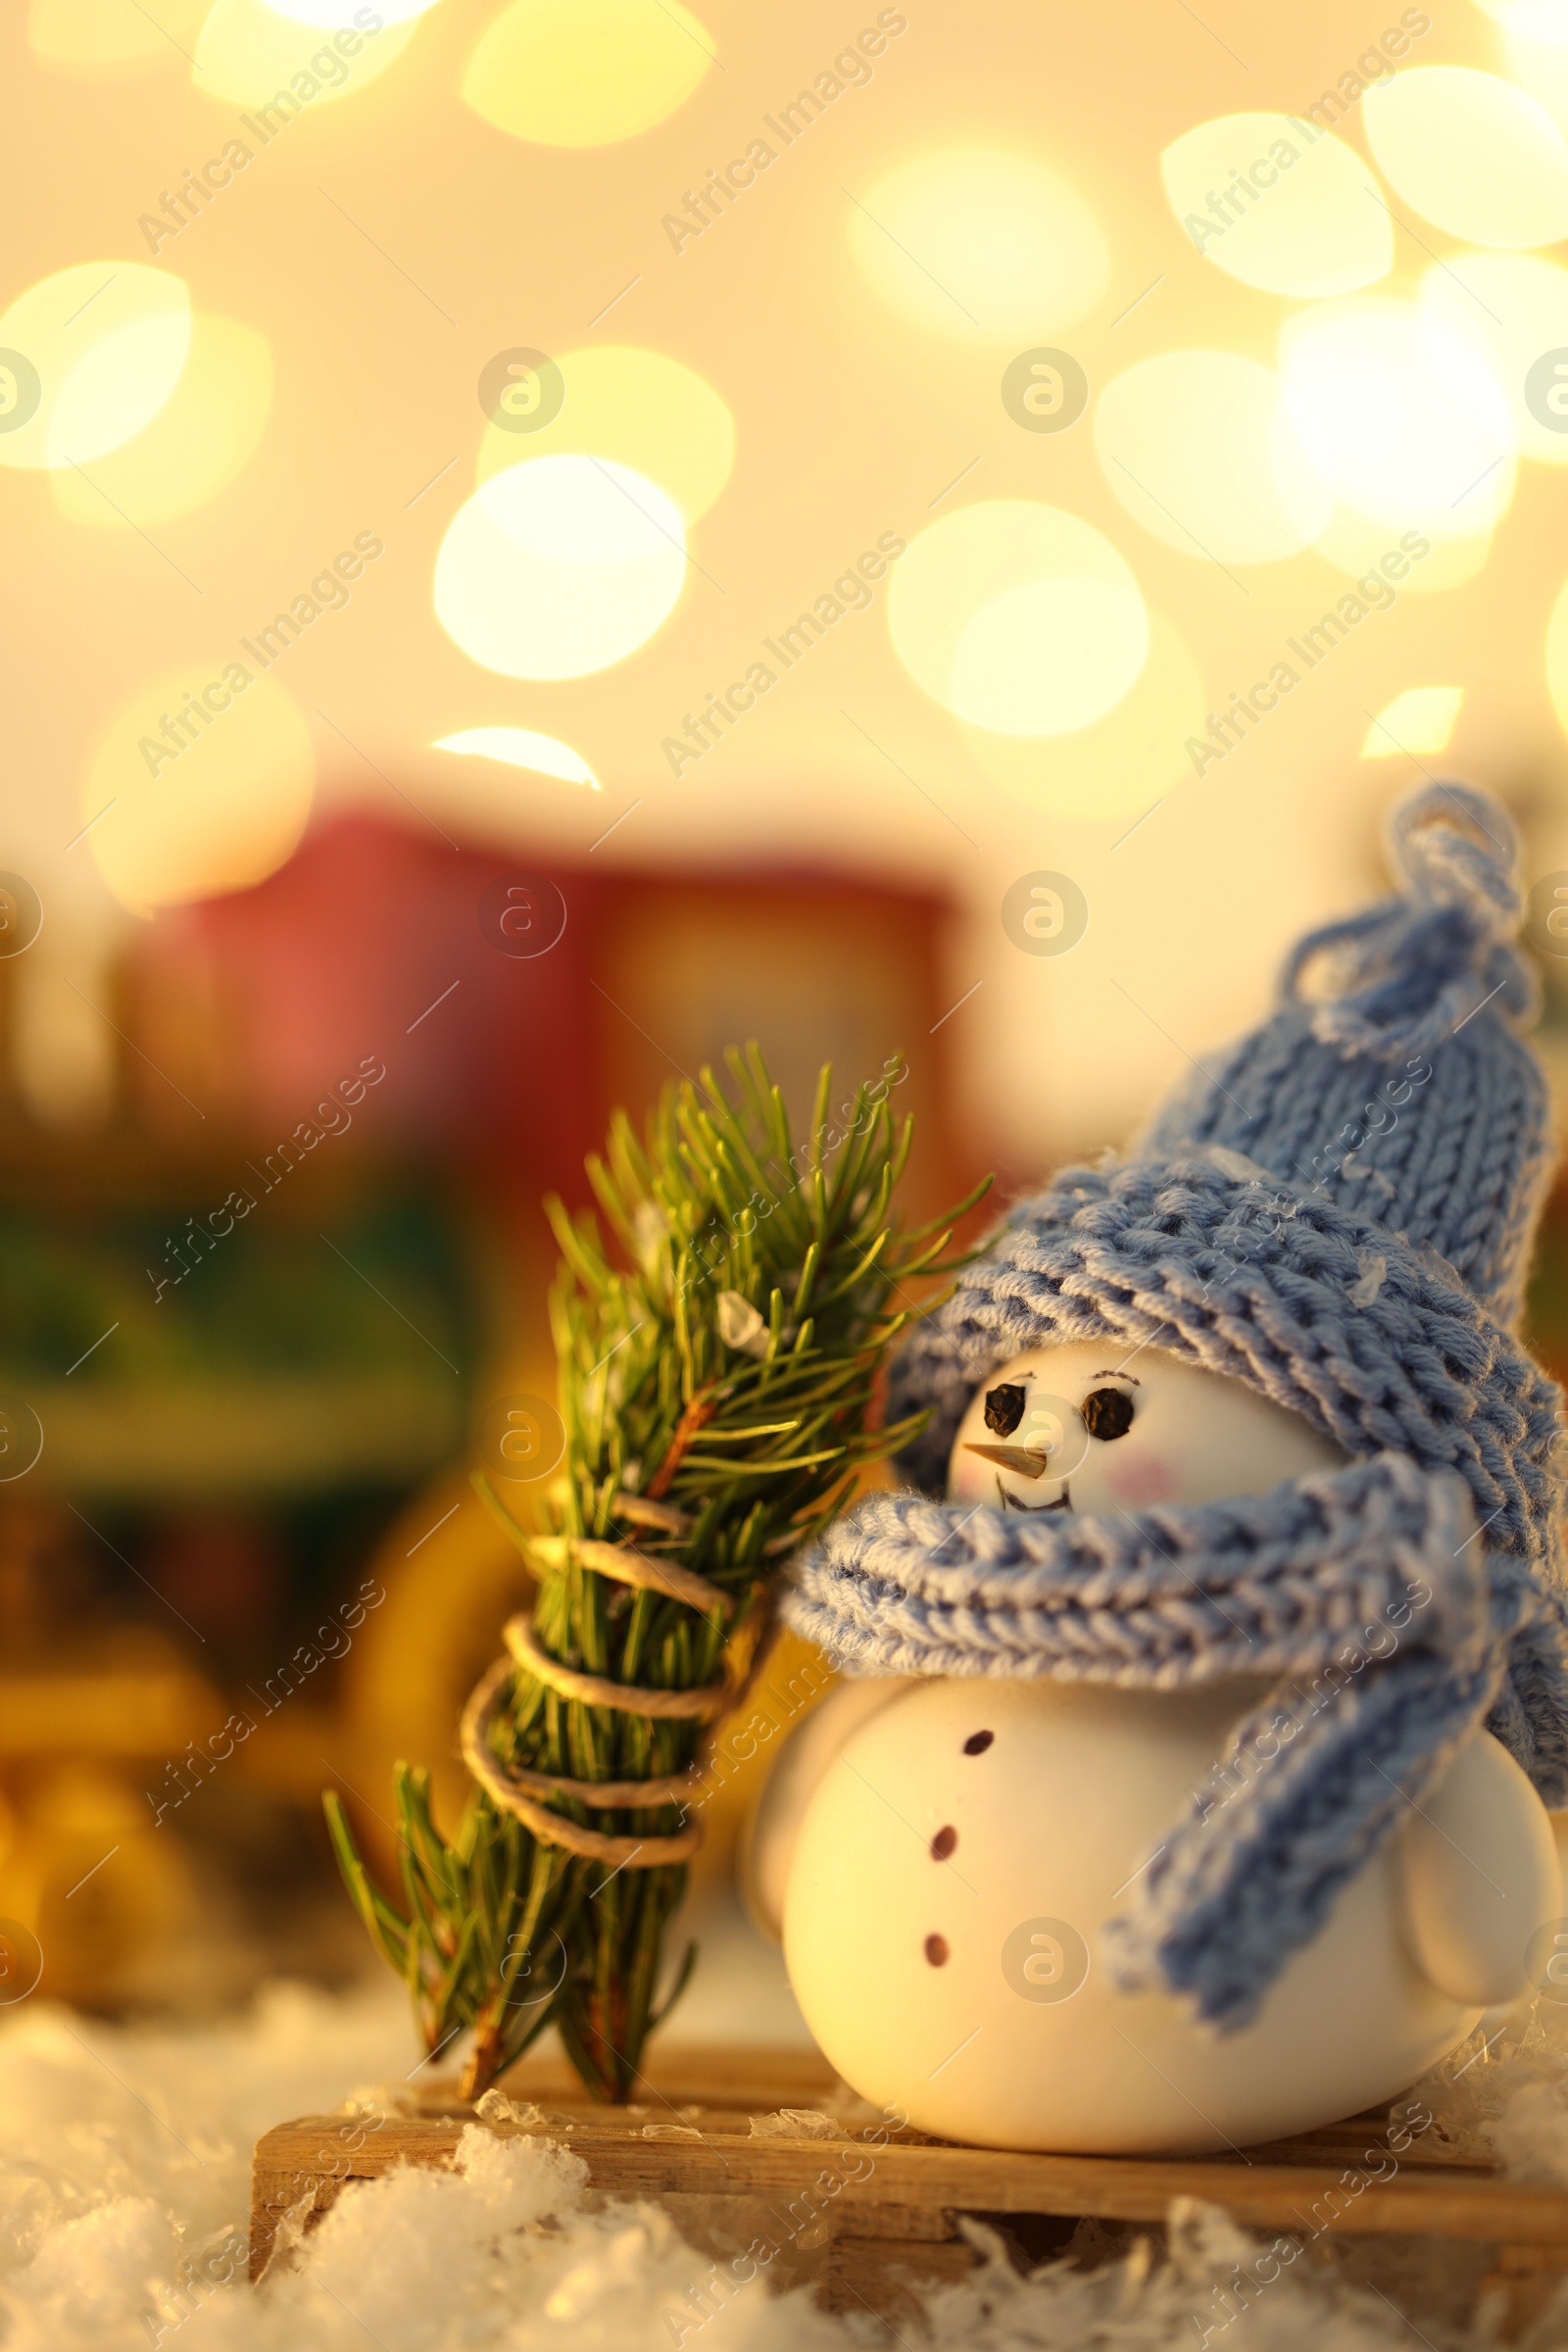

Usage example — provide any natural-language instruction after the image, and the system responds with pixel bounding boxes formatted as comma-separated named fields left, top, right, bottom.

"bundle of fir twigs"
left=325, top=1046, right=986, bottom=2101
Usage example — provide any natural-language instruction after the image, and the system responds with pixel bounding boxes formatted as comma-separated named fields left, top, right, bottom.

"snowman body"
left=760, top=1344, right=1561, bottom=2152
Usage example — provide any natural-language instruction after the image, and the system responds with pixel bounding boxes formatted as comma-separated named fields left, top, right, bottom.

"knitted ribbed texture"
left=783, top=781, right=1568, bottom=2026
left=888, top=785, right=1564, bottom=1532
left=881, top=1154, right=1565, bottom=1588
left=786, top=1458, right=1568, bottom=2026
left=1146, top=786, right=1548, bottom=1323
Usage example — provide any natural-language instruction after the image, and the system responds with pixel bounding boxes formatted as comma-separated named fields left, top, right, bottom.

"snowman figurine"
left=746, top=784, right=1568, bottom=2155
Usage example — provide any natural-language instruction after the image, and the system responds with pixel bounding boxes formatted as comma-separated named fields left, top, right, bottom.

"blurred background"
left=10, top=0, right=1568, bottom=2021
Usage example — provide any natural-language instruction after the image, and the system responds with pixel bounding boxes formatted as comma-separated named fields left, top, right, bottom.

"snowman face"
left=946, top=1341, right=1345, bottom=1517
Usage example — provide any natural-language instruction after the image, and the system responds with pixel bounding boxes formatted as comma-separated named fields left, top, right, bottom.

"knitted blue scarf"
left=784, top=1454, right=1568, bottom=2028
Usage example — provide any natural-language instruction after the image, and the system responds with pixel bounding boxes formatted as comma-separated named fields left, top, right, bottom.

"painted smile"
left=997, top=1475, right=1071, bottom=1514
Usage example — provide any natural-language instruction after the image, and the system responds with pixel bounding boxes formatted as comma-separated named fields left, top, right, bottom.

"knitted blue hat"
left=784, top=783, right=1568, bottom=2028
left=884, top=782, right=1561, bottom=1576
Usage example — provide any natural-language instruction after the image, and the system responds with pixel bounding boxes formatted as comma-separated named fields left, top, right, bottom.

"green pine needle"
left=325, top=1045, right=990, bottom=2101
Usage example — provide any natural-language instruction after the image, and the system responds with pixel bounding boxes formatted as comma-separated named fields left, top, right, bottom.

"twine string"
left=459, top=1535, right=782, bottom=1868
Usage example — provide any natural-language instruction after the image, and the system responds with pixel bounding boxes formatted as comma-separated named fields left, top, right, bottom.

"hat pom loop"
left=1278, top=783, right=1540, bottom=1061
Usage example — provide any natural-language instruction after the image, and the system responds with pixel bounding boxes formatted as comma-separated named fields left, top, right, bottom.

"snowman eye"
left=983, top=1383, right=1026, bottom=1436
left=1082, top=1386, right=1135, bottom=1441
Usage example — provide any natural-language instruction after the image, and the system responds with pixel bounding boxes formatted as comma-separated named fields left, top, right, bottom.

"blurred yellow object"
left=463, top=0, right=713, bottom=146
left=434, top=458, right=687, bottom=680
left=29, top=0, right=209, bottom=72
left=85, top=665, right=314, bottom=914
left=476, top=346, right=735, bottom=528
left=1361, top=687, right=1463, bottom=759
left=1281, top=298, right=1515, bottom=546
left=1364, top=66, right=1568, bottom=248
left=0, top=1764, right=200, bottom=2009
left=680, top=1627, right=837, bottom=1902
left=334, top=1464, right=540, bottom=1871
left=891, top=502, right=1148, bottom=737
left=193, top=0, right=418, bottom=107
left=1160, top=114, right=1391, bottom=299
left=962, top=612, right=1205, bottom=823
left=1096, top=352, right=1331, bottom=565
left=850, top=149, right=1109, bottom=341
left=52, top=313, right=272, bottom=529
left=0, top=262, right=190, bottom=472
left=0, top=1669, right=216, bottom=1756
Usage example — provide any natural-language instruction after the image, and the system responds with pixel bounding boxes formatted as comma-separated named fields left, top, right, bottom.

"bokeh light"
left=1363, top=67, right=1568, bottom=246
left=889, top=503, right=1148, bottom=735
left=263, top=0, right=438, bottom=22
left=1280, top=297, right=1516, bottom=543
left=434, top=456, right=688, bottom=679
left=960, top=613, right=1205, bottom=820
left=848, top=150, right=1110, bottom=340
left=29, top=0, right=209, bottom=72
left=434, top=729, right=601, bottom=787
left=1313, top=505, right=1492, bottom=594
left=194, top=1, right=418, bottom=107
left=85, top=667, right=314, bottom=914
left=464, top=0, right=713, bottom=145
left=1160, top=114, right=1392, bottom=298
left=477, top=347, right=734, bottom=524
left=51, top=314, right=271, bottom=527
left=0, top=263, right=190, bottom=471
left=1476, top=0, right=1568, bottom=30
left=1420, top=253, right=1568, bottom=466
left=1095, top=351, right=1332, bottom=564
left=1544, top=571, right=1568, bottom=740
left=1361, top=686, right=1463, bottom=756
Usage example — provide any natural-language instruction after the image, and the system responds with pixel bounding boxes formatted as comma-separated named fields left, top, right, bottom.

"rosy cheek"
left=948, top=1450, right=990, bottom=1502
left=1103, top=1452, right=1181, bottom=1506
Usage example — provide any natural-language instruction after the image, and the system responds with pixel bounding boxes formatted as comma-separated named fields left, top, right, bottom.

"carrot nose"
left=961, top=1442, right=1058, bottom=1480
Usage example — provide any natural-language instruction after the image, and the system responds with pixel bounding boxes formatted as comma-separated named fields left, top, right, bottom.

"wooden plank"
left=250, top=2045, right=1568, bottom=2307
left=252, top=2113, right=1568, bottom=2250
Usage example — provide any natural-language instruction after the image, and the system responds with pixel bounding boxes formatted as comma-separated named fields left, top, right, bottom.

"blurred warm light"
left=463, top=0, right=713, bottom=145
left=13, top=955, right=117, bottom=1128
left=477, top=346, right=734, bottom=524
left=1420, top=253, right=1568, bottom=466
left=890, top=502, right=1147, bottom=735
left=1313, top=504, right=1493, bottom=592
left=265, top=0, right=438, bottom=22
left=848, top=150, right=1110, bottom=340
left=961, top=612, right=1205, bottom=821
left=1160, top=114, right=1391, bottom=298
left=434, top=728, right=601, bottom=787
left=51, top=314, right=271, bottom=527
left=1363, top=67, right=1568, bottom=246
left=1543, top=572, right=1568, bottom=739
left=194, top=0, right=418, bottom=106
left=0, top=263, right=190, bottom=471
left=1361, top=686, right=1463, bottom=756
left=29, top=0, right=209, bottom=71
left=434, top=456, right=687, bottom=679
left=1095, top=351, right=1332, bottom=564
left=1281, top=298, right=1516, bottom=544
left=1504, top=30, right=1568, bottom=139
left=1478, top=0, right=1568, bottom=31
left=85, top=667, right=314, bottom=913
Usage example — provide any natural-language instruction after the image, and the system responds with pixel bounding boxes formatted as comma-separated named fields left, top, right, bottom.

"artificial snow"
left=1, top=1977, right=1566, bottom=2349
